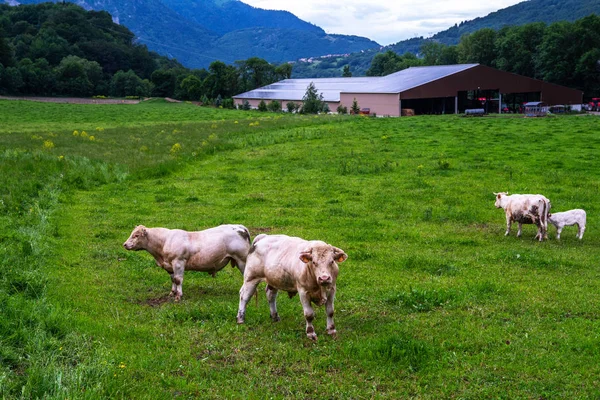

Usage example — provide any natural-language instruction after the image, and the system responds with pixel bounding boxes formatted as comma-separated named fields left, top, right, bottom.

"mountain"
left=8, top=0, right=379, bottom=68
left=292, top=0, right=600, bottom=78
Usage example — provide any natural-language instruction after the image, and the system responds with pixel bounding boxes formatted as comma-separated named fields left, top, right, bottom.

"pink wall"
left=339, top=93, right=400, bottom=116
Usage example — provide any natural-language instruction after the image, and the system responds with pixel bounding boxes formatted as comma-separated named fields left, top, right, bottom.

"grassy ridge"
left=1, top=100, right=600, bottom=398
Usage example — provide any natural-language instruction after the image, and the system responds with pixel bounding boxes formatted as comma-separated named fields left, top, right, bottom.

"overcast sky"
left=242, top=0, right=524, bottom=46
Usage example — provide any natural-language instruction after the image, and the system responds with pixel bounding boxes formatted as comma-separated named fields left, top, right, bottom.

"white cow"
left=123, top=224, right=251, bottom=301
left=548, top=209, right=586, bottom=239
left=236, top=234, right=347, bottom=341
left=494, top=192, right=551, bottom=241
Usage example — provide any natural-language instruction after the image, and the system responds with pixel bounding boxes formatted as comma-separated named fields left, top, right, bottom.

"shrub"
left=267, top=100, right=281, bottom=112
left=286, top=102, right=299, bottom=113
left=257, top=100, right=267, bottom=112
left=237, top=100, right=251, bottom=110
left=221, top=98, right=234, bottom=109
left=351, top=97, right=360, bottom=114
left=337, top=104, right=348, bottom=114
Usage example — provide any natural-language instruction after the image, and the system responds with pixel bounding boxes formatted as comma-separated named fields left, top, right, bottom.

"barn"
left=233, top=64, right=583, bottom=116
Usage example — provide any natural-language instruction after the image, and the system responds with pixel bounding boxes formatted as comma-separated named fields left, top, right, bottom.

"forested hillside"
left=11, top=0, right=379, bottom=68
left=0, top=3, right=293, bottom=101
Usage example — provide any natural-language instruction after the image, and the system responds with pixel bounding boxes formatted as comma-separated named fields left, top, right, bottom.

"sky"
left=242, top=0, right=524, bottom=46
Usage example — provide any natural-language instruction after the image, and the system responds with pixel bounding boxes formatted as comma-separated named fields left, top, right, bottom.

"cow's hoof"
left=174, top=295, right=182, bottom=302
left=271, top=314, right=280, bottom=322
left=307, top=333, right=318, bottom=341
left=327, top=329, right=337, bottom=338
left=236, top=313, right=245, bottom=324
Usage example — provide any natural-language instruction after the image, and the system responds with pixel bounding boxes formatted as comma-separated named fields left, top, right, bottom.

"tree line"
left=366, top=15, right=600, bottom=99
left=0, top=3, right=291, bottom=103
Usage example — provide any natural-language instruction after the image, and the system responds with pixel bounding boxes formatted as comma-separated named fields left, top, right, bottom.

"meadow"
left=1, top=99, right=599, bottom=399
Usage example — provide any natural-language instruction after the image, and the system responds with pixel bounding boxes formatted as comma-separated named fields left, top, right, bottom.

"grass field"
left=1, top=99, right=600, bottom=398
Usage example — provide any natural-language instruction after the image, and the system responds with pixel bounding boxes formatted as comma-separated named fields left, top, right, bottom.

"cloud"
left=242, top=0, right=524, bottom=45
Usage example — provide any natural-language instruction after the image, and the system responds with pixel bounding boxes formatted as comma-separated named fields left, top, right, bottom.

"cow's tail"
left=539, top=198, right=549, bottom=237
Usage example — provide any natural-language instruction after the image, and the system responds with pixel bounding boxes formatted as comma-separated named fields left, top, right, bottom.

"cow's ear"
left=496, top=193, right=502, bottom=199
left=140, top=227, right=148, bottom=237
left=299, top=251, right=312, bottom=264
left=333, top=248, right=347, bottom=263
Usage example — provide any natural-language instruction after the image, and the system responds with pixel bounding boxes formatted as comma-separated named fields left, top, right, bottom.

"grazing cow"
left=123, top=224, right=251, bottom=301
left=548, top=209, right=586, bottom=240
left=236, top=234, right=348, bottom=341
left=494, top=192, right=551, bottom=241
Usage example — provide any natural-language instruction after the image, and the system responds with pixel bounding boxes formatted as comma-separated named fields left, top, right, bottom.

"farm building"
left=233, top=64, right=583, bottom=116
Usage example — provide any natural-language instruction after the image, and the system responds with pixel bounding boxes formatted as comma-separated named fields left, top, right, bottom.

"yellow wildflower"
left=73, top=130, right=79, bottom=136
left=170, top=143, right=182, bottom=154
left=80, top=131, right=88, bottom=138
left=89, top=136, right=95, bottom=141
left=43, top=140, right=55, bottom=149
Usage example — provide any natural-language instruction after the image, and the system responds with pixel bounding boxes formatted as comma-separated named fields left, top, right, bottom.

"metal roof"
left=234, top=64, right=479, bottom=102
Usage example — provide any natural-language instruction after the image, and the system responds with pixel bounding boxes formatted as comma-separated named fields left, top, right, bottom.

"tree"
left=494, top=23, right=545, bottom=78
left=351, top=98, right=360, bottom=115
left=151, top=69, right=177, bottom=97
left=0, top=34, right=14, bottom=67
left=179, top=74, right=203, bottom=100
left=457, top=28, right=497, bottom=66
left=55, top=55, right=102, bottom=96
left=257, top=99, right=267, bottom=111
left=342, top=65, right=352, bottom=77
left=274, top=63, right=293, bottom=80
left=366, top=50, right=423, bottom=76
left=0, top=66, right=23, bottom=94
left=300, top=82, right=325, bottom=114
left=110, top=69, right=152, bottom=97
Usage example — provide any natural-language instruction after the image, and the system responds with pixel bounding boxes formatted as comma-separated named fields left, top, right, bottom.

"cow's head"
left=494, top=192, right=508, bottom=208
left=299, top=243, right=347, bottom=287
left=123, top=225, right=148, bottom=251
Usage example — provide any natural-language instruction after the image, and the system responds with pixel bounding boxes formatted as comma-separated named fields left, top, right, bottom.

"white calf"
left=548, top=209, right=586, bottom=239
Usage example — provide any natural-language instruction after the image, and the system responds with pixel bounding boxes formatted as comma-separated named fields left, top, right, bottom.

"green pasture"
left=1, top=99, right=600, bottom=398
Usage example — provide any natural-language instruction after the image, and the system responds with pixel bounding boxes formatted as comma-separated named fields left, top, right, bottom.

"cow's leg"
left=230, top=255, right=246, bottom=275
left=171, top=260, right=185, bottom=302
left=168, top=273, right=177, bottom=297
left=578, top=224, right=585, bottom=239
left=556, top=225, right=563, bottom=240
left=299, top=290, right=317, bottom=341
left=505, top=216, right=512, bottom=236
left=535, top=224, right=543, bottom=241
left=237, top=278, right=261, bottom=324
left=517, top=222, right=523, bottom=237
left=265, top=285, right=280, bottom=322
left=325, top=287, right=337, bottom=337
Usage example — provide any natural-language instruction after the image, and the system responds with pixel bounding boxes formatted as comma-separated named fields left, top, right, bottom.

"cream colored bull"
left=494, top=192, right=551, bottom=241
left=236, top=234, right=347, bottom=341
left=123, top=224, right=251, bottom=301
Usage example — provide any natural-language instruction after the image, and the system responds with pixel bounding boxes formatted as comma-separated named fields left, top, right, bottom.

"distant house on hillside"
left=233, top=64, right=582, bottom=116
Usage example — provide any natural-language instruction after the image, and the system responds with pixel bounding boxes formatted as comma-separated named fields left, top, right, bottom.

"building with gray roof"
left=233, top=64, right=582, bottom=116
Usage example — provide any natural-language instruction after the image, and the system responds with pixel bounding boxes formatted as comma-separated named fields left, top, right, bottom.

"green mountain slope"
left=9, top=0, right=378, bottom=68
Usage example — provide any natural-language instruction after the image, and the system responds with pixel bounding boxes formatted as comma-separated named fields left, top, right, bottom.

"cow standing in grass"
left=123, top=224, right=251, bottom=301
left=236, top=234, right=347, bottom=341
left=494, top=192, right=551, bottom=241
